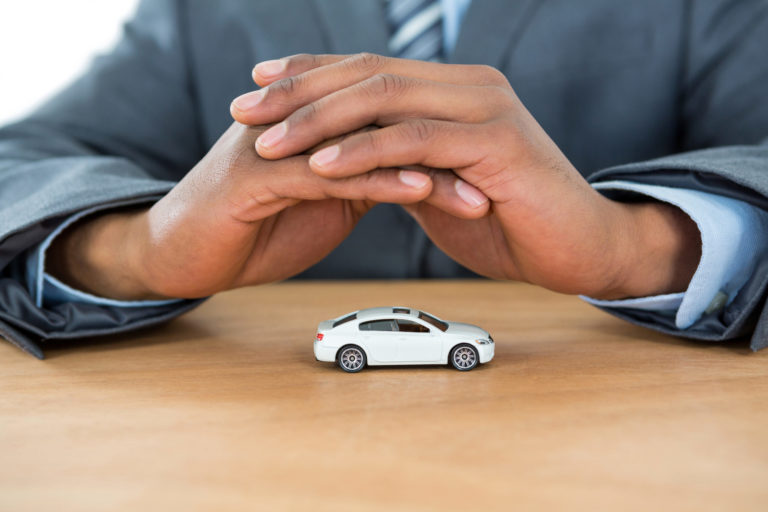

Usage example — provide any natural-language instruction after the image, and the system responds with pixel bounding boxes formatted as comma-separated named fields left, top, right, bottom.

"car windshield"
left=418, top=312, right=448, bottom=332
left=332, top=313, right=357, bottom=328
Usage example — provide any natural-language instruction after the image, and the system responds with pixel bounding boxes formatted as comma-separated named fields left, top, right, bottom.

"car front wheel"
left=337, top=345, right=367, bottom=373
left=450, top=344, right=479, bottom=371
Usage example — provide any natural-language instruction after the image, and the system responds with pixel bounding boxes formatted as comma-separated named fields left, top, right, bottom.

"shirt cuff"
left=25, top=206, right=182, bottom=308
left=581, top=181, right=768, bottom=330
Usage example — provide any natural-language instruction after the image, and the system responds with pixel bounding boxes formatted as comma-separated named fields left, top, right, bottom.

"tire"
left=337, top=345, right=367, bottom=373
left=450, top=344, right=479, bottom=371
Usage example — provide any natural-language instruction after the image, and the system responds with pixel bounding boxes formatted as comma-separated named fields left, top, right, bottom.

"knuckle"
left=293, top=101, right=320, bottom=124
left=486, top=85, right=516, bottom=109
left=302, top=53, right=323, bottom=69
left=282, top=53, right=311, bottom=73
left=365, top=73, right=408, bottom=99
left=483, top=119, right=517, bottom=151
left=361, top=168, right=379, bottom=188
left=284, top=53, right=308, bottom=67
left=345, top=165, right=378, bottom=197
left=403, top=119, right=436, bottom=143
left=291, top=52, right=312, bottom=62
left=274, top=75, right=302, bottom=96
left=360, top=130, right=384, bottom=158
left=474, top=65, right=509, bottom=86
left=350, top=52, right=386, bottom=73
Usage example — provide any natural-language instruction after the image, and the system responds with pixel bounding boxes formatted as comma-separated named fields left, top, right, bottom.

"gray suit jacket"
left=2, top=0, right=767, bottom=358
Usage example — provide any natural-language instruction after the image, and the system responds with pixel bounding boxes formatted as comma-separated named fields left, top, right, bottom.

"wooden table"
left=1, top=281, right=766, bottom=511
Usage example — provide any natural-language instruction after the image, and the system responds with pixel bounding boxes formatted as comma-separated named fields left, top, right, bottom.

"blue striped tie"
left=387, top=0, right=444, bottom=62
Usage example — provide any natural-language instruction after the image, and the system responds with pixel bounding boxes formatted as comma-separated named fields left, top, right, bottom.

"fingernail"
left=254, top=59, right=287, bottom=78
left=455, top=180, right=488, bottom=207
left=310, top=145, right=340, bottom=169
left=232, top=89, right=265, bottom=112
left=399, top=170, right=430, bottom=189
left=257, top=122, right=287, bottom=148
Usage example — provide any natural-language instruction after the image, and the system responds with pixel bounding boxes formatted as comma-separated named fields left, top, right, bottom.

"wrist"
left=597, top=199, right=702, bottom=300
left=46, top=208, right=168, bottom=301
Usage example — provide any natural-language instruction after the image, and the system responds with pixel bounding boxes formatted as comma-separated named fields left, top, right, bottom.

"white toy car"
left=314, top=307, right=494, bottom=372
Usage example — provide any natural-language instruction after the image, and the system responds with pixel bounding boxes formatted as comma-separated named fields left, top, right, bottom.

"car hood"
left=446, top=322, right=489, bottom=339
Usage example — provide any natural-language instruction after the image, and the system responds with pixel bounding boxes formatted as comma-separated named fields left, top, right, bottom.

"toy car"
left=314, top=307, right=494, bottom=372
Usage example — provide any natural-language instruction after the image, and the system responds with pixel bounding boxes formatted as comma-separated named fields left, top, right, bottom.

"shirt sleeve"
left=581, top=181, right=768, bottom=330
left=24, top=207, right=183, bottom=309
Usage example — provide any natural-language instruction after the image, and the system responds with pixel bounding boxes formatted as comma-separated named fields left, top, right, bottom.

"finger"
left=252, top=156, right=434, bottom=208
left=308, top=119, right=490, bottom=180
left=306, top=162, right=488, bottom=220
left=251, top=54, right=350, bottom=86
left=248, top=155, right=486, bottom=220
left=307, top=163, right=488, bottom=220
left=420, top=168, right=490, bottom=219
left=251, top=53, right=507, bottom=87
left=254, top=76, right=502, bottom=159
left=232, top=53, right=509, bottom=125
left=307, top=120, right=514, bottom=205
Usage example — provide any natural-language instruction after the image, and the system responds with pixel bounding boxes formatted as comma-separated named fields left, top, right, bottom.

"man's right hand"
left=46, top=122, right=489, bottom=300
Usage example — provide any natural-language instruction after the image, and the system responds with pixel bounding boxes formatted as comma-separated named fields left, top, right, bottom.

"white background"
left=0, top=0, right=138, bottom=125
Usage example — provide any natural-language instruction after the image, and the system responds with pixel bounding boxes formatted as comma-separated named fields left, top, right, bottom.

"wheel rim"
left=453, top=347, right=476, bottom=369
left=341, top=348, right=364, bottom=371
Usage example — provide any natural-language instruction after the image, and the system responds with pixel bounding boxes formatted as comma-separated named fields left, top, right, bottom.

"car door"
left=358, top=319, right=399, bottom=362
left=394, top=319, right=441, bottom=363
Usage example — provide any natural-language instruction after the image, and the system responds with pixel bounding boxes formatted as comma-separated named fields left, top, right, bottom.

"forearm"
left=45, top=208, right=166, bottom=301
left=599, top=199, right=701, bottom=300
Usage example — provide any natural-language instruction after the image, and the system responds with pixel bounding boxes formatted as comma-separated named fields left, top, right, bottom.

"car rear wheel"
left=337, top=345, right=367, bottom=373
left=450, top=344, right=479, bottom=371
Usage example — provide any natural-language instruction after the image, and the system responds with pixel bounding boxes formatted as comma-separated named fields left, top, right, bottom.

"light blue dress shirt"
left=27, top=0, right=768, bottom=333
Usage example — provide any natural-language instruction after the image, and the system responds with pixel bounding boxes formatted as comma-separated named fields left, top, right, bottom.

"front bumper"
left=477, top=343, right=495, bottom=364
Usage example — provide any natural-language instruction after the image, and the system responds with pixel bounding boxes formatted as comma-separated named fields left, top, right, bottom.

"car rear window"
left=418, top=312, right=448, bottom=332
left=332, top=313, right=357, bottom=328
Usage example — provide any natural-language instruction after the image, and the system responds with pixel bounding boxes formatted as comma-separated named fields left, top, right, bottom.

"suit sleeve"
left=0, top=0, right=206, bottom=358
left=587, top=0, right=768, bottom=350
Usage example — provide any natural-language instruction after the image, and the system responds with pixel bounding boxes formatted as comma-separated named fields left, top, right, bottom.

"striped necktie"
left=385, top=0, right=446, bottom=272
left=387, top=0, right=445, bottom=62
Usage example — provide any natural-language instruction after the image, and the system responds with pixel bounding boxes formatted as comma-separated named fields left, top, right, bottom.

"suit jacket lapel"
left=312, top=0, right=391, bottom=55
left=450, top=0, right=540, bottom=67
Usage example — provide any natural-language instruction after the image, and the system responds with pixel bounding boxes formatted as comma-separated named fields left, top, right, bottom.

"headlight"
left=475, top=338, right=491, bottom=345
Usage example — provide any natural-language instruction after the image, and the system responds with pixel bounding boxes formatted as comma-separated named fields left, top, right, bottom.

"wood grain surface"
left=1, top=280, right=766, bottom=511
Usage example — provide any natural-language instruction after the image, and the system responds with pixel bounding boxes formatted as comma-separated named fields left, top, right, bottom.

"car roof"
left=356, top=307, right=419, bottom=321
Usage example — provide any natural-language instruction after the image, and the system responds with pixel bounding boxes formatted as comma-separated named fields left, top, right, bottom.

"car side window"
left=359, top=319, right=396, bottom=331
left=396, top=320, right=431, bottom=333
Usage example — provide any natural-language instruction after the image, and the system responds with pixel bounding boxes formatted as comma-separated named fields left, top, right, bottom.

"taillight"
left=316, top=333, right=324, bottom=341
